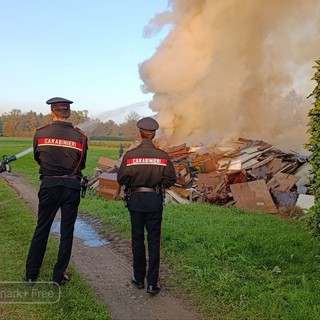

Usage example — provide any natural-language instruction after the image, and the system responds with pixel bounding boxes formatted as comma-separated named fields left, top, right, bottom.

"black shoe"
left=131, top=277, right=145, bottom=289
left=22, top=277, right=36, bottom=286
left=55, top=272, right=70, bottom=286
left=147, top=284, right=161, bottom=295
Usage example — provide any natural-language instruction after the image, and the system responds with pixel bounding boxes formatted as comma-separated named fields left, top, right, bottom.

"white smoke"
left=139, top=0, right=320, bottom=153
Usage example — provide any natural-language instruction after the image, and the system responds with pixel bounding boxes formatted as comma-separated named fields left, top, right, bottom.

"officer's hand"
left=0, top=163, right=10, bottom=173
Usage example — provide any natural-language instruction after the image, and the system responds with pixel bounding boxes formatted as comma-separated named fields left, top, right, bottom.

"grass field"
left=1, top=137, right=320, bottom=319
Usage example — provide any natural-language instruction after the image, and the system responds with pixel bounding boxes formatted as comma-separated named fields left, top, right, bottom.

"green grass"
left=2, top=137, right=320, bottom=319
left=79, top=194, right=320, bottom=320
left=162, top=204, right=320, bottom=319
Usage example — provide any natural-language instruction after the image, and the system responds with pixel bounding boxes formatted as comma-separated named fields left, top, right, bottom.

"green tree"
left=306, top=58, right=320, bottom=238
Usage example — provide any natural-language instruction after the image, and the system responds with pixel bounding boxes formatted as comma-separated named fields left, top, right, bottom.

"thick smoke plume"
left=139, top=0, right=320, bottom=153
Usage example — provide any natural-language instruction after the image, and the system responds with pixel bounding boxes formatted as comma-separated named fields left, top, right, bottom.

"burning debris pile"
left=90, top=137, right=314, bottom=216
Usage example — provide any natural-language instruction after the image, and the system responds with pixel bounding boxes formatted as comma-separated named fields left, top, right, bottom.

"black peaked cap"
left=136, top=117, right=159, bottom=131
left=46, top=97, right=73, bottom=105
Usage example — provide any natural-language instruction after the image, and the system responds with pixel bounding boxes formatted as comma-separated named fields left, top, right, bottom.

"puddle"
left=51, top=217, right=109, bottom=247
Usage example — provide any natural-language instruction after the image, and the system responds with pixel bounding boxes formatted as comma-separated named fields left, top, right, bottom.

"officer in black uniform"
left=117, top=117, right=177, bottom=294
left=24, top=97, right=88, bottom=286
left=118, top=143, right=124, bottom=159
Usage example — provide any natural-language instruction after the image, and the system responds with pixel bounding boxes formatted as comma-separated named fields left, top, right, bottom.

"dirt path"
left=5, top=172, right=200, bottom=320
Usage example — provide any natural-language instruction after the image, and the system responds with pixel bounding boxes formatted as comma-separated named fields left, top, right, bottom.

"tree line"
left=0, top=109, right=141, bottom=140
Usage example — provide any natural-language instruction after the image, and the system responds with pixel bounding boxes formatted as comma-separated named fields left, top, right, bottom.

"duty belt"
left=42, top=175, right=81, bottom=181
left=130, top=187, right=157, bottom=193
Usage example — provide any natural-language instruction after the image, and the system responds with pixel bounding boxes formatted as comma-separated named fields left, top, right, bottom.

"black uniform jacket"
left=34, top=121, right=88, bottom=190
left=117, top=140, right=177, bottom=212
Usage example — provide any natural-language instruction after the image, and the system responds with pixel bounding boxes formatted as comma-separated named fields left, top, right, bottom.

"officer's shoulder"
left=125, top=146, right=138, bottom=155
left=75, top=127, right=87, bottom=137
left=126, top=142, right=141, bottom=153
left=36, top=124, right=50, bottom=131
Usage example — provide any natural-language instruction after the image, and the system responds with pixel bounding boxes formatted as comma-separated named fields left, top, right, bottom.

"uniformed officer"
left=118, top=143, right=124, bottom=159
left=24, top=97, right=88, bottom=286
left=117, top=117, right=177, bottom=294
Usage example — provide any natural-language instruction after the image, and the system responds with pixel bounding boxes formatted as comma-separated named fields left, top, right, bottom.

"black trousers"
left=130, top=210, right=162, bottom=286
left=25, top=186, right=80, bottom=282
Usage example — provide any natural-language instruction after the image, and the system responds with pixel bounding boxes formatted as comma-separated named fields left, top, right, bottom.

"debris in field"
left=267, top=172, right=300, bottom=192
left=230, top=180, right=278, bottom=214
left=96, top=172, right=120, bottom=200
left=88, top=137, right=311, bottom=216
left=98, top=156, right=121, bottom=172
left=295, top=194, right=314, bottom=212
left=270, top=190, right=299, bottom=209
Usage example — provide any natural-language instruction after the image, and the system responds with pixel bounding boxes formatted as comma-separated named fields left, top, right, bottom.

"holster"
left=124, top=188, right=131, bottom=207
left=80, top=176, right=89, bottom=198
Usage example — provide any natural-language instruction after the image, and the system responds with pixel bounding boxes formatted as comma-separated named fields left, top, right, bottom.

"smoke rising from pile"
left=139, top=0, right=320, bottom=152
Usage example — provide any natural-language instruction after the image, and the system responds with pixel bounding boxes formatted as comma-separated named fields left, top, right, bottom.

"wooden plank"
left=166, top=143, right=187, bottom=153
left=174, top=165, right=192, bottom=186
left=228, top=158, right=242, bottom=171
left=230, top=180, right=278, bottom=214
left=89, top=180, right=99, bottom=189
left=96, top=187, right=119, bottom=200
left=257, top=141, right=273, bottom=151
left=99, top=172, right=119, bottom=189
left=237, top=137, right=253, bottom=144
left=240, top=146, right=273, bottom=165
left=227, top=170, right=247, bottom=184
left=168, top=148, right=189, bottom=156
left=249, top=166, right=272, bottom=180
left=197, top=172, right=226, bottom=192
left=171, top=185, right=191, bottom=199
left=217, top=146, right=241, bottom=157
left=251, top=156, right=274, bottom=169
left=242, top=158, right=259, bottom=170
left=265, top=158, right=282, bottom=175
left=192, top=153, right=213, bottom=170
left=98, top=156, right=121, bottom=170
left=241, top=146, right=260, bottom=154
left=267, top=172, right=300, bottom=192
left=166, top=189, right=190, bottom=204
left=240, top=151, right=264, bottom=164
left=199, top=158, right=218, bottom=173
left=279, top=162, right=297, bottom=174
